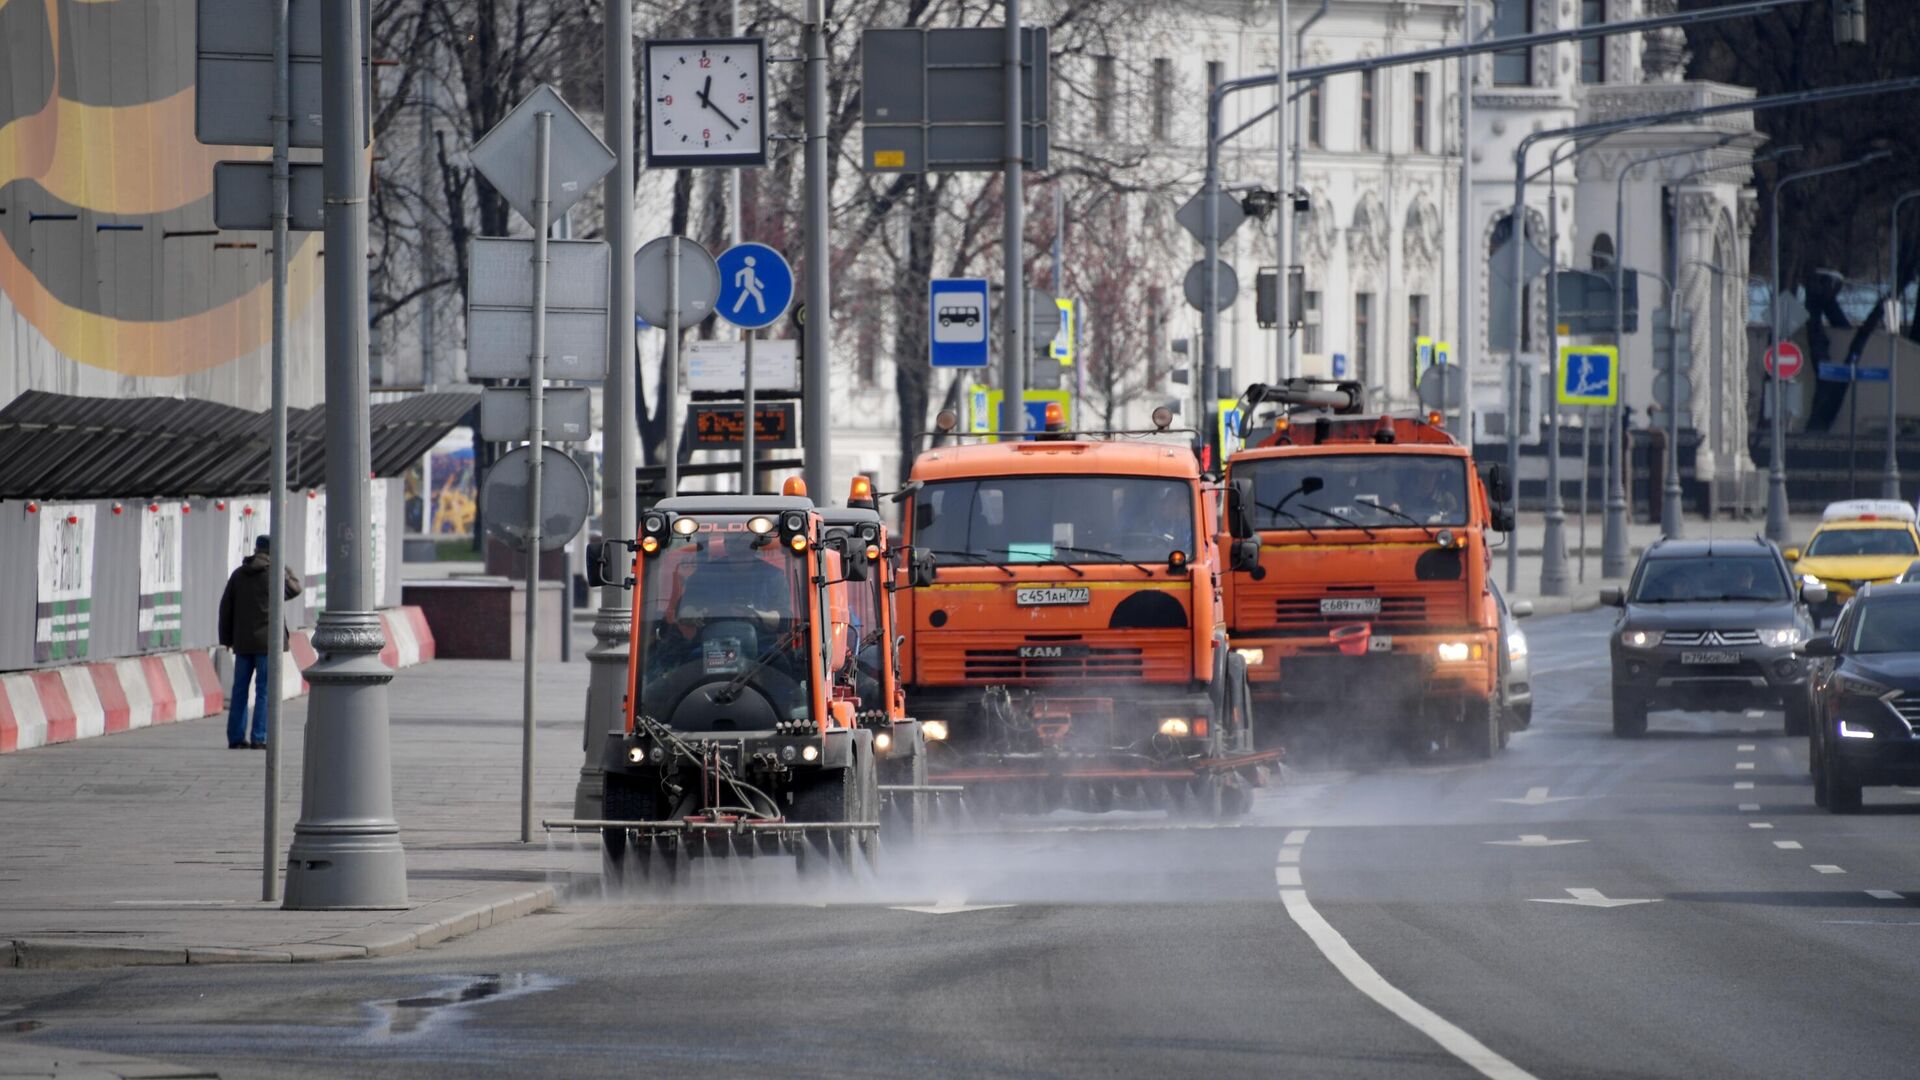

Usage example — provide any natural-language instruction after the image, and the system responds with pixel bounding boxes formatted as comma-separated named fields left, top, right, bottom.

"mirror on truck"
left=908, top=549, right=937, bottom=588
left=1490, top=505, right=1515, bottom=534
left=840, top=538, right=871, bottom=583
left=592, top=538, right=636, bottom=588
left=1230, top=538, right=1261, bottom=571
left=1227, top=479, right=1258, bottom=539
left=1483, top=463, right=1513, bottom=505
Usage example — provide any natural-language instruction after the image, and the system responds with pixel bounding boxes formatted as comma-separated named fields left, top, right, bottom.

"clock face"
left=644, top=37, right=768, bottom=168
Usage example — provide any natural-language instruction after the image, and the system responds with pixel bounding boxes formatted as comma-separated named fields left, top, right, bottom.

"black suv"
left=1803, top=583, right=1920, bottom=812
left=1603, top=537, right=1825, bottom=738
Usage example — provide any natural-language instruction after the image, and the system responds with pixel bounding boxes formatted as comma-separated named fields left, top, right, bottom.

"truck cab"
left=896, top=410, right=1275, bottom=815
left=1223, top=382, right=1513, bottom=757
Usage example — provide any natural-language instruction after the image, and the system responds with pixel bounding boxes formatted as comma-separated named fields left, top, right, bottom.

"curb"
left=5, top=881, right=569, bottom=971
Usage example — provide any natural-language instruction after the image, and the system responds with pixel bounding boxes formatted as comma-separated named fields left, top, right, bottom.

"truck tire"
left=1464, top=695, right=1500, bottom=759
left=1611, top=695, right=1648, bottom=738
left=792, top=764, right=857, bottom=878
left=601, top=773, right=660, bottom=888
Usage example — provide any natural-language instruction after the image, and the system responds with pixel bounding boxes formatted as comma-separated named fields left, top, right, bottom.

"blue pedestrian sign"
left=1556, top=344, right=1618, bottom=407
left=930, top=278, right=991, bottom=368
left=715, top=243, right=793, bottom=330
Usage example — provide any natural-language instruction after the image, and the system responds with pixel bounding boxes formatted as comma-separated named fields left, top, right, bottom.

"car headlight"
left=922, top=719, right=949, bottom=742
left=1757, top=627, right=1804, bottom=649
left=1233, top=647, right=1266, bottom=666
left=1621, top=629, right=1664, bottom=649
left=1834, top=674, right=1894, bottom=699
left=1839, top=719, right=1877, bottom=740
left=1506, top=631, right=1528, bottom=660
left=1802, top=573, right=1822, bottom=586
left=1158, top=717, right=1191, bottom=737
left=1436, top=641, right=1474, bottom=662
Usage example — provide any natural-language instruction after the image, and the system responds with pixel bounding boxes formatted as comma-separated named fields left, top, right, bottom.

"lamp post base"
left=1601, top=494, right=1631, bottom=578
left=1765, top=471, right=1791, bottom=544
left=1538, top=508, right=1570, bottom=596
left=1661, top=485, right=1685, bottom=539
left=573, top=605, right=631, bottom=818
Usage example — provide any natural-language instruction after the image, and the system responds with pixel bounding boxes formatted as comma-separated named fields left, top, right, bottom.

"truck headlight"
left=1436, top=641, right=1473, bottom=662
left=1621, top=629, right=1664, bottom=649
left=923, top=720, right=949, bottom=742
left=1757, top=627, right=1804, bottom=649
left=1233, top=647, right=1266, bottom=666
left=874, top=731, right=893, bottom=753
left=801, top=744, right=819, bottom=763
left=1158, top=717, right=1191, bottom=736
left=627, top=746, right=645, bottom=764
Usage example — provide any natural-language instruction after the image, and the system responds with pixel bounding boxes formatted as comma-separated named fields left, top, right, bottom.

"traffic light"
left=1834, top=0, right=1866, bottom=44
left=1256, top=269, right=1277, bottom=329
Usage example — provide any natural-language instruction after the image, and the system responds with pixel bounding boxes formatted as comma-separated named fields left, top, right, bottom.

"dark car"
left=1603, top=537, right=1826, bottom=738
left=1803, top=583, right=1920, bottom=812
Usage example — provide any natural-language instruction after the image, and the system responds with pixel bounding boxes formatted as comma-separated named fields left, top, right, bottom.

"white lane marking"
left=1279, top=886, right=1540, bottom=1079
left=1813, top=865, right=1846, bottom=875
left=1283, top=829, right=1311, bottom=846
left=1748, top=822, right=1773, bottom=829
left=1485, top=835, right=1588, bottom=847
left=1529, top=887, right=1661, bottom=908
left=1744, top=710, right=1766, bottom=718
left=1494, top=787, right=1582, bottom=805
left=1739, top=803, right=1761, bottom=811
left=1735, top=782, right=1755, bottom=790
left=890, top=902, right=1018, bottom=914
left=1868, top=890, right=1904, bottom=901
left=1737, top=744, right=1757, bottom=752
left=1278, top=847, right=1302, bottom=863
left=1735, top=762, right=1756, bottom=771
left=1774, top=840, right=1804, bottom=850
left=1276, top=866, right=1302, bottom=887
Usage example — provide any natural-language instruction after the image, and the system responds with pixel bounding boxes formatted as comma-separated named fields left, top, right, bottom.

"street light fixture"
left=1765, top=149, right=1895, bottom=543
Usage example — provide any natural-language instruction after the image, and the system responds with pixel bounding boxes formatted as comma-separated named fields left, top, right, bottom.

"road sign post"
left=635, top=234, right=722, bottom=498
left=716, top=242, right=794, bottom=494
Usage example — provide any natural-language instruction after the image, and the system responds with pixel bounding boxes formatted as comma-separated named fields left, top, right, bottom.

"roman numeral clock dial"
left=644, top=37, right=768, bottom=168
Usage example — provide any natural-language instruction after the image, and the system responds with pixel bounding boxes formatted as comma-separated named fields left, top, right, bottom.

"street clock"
left=643, top=37, right=768, bottom=169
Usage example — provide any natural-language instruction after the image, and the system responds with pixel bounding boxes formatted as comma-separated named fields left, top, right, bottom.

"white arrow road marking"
left=1867, top=890, right=1904, bottom=901
left=890, top=900, right=1016, bottom=914
left=1530, top=887, right=1662, bottom=908
left=1486, top=835, right=1588, bottom=847
left=1494, top=786, right=1582, bottom=805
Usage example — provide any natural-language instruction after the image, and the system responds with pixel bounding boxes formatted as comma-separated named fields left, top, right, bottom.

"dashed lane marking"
left=1748, top=822, right=1773, bottom=829
left=1739, top=803, right=1761, bottom=811
left=1736, top=762, right=1756, bottom=771
left=1737, top=744, right=1756, bottom=752
left=1278, top=847, right=1302, bottom=863
left=1283, top=829, right=1312, bottom=846
left=1735, top=782, right=1755, bottom=790
left=1744, top=710, right=1766, bottom=718
left=1868, top=890, right=1904, bottom=901
left=1774, top=840, right=1804, bottom=850
left=1276, top=866, right=1302, bottom=887
left=1813, top=865, right=1846, bottom=874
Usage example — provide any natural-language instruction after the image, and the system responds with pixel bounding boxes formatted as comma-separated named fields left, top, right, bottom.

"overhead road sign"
left=1554, top=270, right=1639, bottom=335
left=481, top=386, right=593, bottom=443
left=715, top=243, right=794, bottom=330
left=1556, top=344, right=1619, bottom=407
left=1765, top=341, right=1805, bottom=379
left=1185, top=260, right=1238, bottom=312
left=195, top=0, right=369, bottom=149
left=213, top=162, right=325, bottom=232
left=861, top=27, right=1049, bottom=173
left=466, top=238, right=611, bottom=381
left=687, top=340, right=801, bottom=396
left=468, top=84, right=614, bottom=230
left=930, top=278, right=991, bottom=367
left=634, top=236, right=721, bottom=327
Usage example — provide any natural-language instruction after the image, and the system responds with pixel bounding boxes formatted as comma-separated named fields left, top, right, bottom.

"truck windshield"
left=1236, top=454, right=1469, bottom=529
left=1630, top=555, right=1788, bottom=603
left=1807, top=527, right=1918, bottom=557
left=635, top=516, right=813, bottom=723
left=912, top=476, right=1195, bottom=565
left=840, top=554, right=888, bottom=712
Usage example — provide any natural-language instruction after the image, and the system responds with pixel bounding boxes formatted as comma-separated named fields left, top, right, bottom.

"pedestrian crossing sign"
left=1556, top=344, right=1618, bottom=407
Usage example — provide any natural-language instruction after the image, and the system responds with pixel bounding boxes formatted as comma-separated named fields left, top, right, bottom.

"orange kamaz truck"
left=896, top=406, right=1279, bottom=815
left=1221, top=381, right=1516, bottom=757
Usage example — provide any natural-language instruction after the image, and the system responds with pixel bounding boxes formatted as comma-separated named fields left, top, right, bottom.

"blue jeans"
left=227, top=652, right=272, bottom=746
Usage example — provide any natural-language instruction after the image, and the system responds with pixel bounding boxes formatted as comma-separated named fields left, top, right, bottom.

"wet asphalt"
left=8, top=608, right=1920, bottom=1079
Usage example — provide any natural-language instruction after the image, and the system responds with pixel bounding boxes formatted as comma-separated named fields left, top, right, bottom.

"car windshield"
left=911, top=475, right=1195, bottom=565
left=635, top=516, right=813, bottom=723
left=1806, top=527, right=1918, bottom=557
left=1235, top=454, right=1470, bottom=530
left=1849, top=596, right=1920, bottom=654
left=1630, top=555, right=1788, bottom=603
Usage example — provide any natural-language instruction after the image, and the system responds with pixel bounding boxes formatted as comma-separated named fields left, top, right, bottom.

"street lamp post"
left=1885, top=190, right=1920, bottom=500
left=1766, top=151, right=1893, bottom=543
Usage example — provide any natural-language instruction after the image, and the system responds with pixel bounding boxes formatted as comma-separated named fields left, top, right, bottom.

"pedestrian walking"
left=217, top=534, right=302, bottom=749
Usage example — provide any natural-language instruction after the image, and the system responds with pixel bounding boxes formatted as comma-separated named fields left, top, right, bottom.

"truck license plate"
left=1016, top=587, right=1091, bottom=606
left=1681, top=650, right=1741, bottom=665
left=1320, top=597, right=1382, bottom=615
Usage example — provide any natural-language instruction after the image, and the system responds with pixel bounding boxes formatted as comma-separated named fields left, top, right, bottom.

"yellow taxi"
left=1787, top=500, right=1920, bottom=619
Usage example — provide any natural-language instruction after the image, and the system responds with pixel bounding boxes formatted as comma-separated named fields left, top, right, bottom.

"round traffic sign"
left=714, top=243, right=794, bottom=330
left=483, top=445, right=591, bottom=553
left=1183, top=259, right=1239, bottom=312
left=634, top=235, right=720, bottom=328
left=1765, top=341, right=1804, bottom=379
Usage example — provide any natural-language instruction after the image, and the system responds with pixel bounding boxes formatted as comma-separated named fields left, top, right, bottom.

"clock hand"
left=697, top=91, right=742, bottom=132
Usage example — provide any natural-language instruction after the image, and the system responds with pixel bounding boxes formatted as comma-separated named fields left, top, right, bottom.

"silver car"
left=1493, top=582, right=1533, bottom=731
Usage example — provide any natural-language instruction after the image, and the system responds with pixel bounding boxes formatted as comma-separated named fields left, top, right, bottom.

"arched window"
left=1591, top=233, right=1615, bottom=270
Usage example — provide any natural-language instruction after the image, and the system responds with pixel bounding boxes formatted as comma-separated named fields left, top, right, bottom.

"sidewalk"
left=0, top=658, right=601, bottom=969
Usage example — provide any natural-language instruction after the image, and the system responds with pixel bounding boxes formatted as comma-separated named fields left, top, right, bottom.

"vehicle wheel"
left=1463, top=696, right=1500, bottom=759
left=1515, top=702, right=1533, bottom=730
left=1611, top=695, right=1648, bottom=738
left=1822, top=742, right=1863, bottom=814
left=792, top=765, right=857, bottom=878
left=1783, top=694, right=1812, bottom=737
left=601, top=773, right=659, bottom=887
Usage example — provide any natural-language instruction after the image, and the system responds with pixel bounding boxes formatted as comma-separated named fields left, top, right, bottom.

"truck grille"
left=1268, top=593, right=1431, bottom=632
left=963, top=647, right=1145, bottom=681
left=1661, top=630, right=1762, bottom=647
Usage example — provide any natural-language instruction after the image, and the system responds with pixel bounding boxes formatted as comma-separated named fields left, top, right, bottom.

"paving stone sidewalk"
left=0, top=660, right=602, bottom=968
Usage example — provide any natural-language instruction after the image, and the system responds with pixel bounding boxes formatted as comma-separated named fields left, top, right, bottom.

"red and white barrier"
left=0, top=606, right=436, bottom=754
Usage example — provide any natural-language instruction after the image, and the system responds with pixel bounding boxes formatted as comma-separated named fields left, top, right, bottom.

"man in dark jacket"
left=217, top=535, right=303, bottom=749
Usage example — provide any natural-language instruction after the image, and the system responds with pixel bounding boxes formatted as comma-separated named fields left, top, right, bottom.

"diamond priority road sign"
left=468, top=84, right=615, bottom=231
